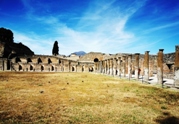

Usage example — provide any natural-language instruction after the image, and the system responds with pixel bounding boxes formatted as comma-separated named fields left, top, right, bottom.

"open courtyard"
left=0, top=72, right=179, bottom=124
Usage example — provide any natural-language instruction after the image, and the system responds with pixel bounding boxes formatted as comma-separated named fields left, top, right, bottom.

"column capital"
left=159, top=49, right=164, bottom=52
left=135, top=53, right=140, bottom=55
left=175, top=45, right=179, bottom=51
left=145, top=51, right=150, bottom=53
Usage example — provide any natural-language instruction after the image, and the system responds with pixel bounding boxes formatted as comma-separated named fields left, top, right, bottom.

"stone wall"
left=79, top=52, right=105, bottom=62
left=2, top=55, right=95, bottom=72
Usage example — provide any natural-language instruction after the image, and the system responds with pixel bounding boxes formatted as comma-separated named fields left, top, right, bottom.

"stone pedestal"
left=144, top=51, right=150, bottom=81
left=174, top=45, right=179, bottom=87
left=135, top=53, right=140, bottom=80
left=157, top=49, right=164, bottom=84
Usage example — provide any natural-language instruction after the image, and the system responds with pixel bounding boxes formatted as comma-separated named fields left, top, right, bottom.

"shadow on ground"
left=155, top=112, right=179, bottom=124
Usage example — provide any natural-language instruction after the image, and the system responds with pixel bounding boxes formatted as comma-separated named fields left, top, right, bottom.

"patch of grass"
left=0, top=72, right=179, bottom=123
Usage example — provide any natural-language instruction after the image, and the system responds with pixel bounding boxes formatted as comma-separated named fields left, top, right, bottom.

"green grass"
left=0, top=72, right=179, bottom=124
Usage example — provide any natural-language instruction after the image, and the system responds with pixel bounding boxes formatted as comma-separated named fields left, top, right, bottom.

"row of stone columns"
left=96, top=46, right=179, bottom=86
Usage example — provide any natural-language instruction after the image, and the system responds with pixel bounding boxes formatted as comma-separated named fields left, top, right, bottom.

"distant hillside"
left=73, top=51, right=86, bottom=56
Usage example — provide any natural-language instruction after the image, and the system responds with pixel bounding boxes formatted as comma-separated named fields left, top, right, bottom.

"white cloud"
left=143, top=22, right=179, bottom=34
left=13, top=31, right=53, bottom=55
left=15, top=0, right=150, bottom=55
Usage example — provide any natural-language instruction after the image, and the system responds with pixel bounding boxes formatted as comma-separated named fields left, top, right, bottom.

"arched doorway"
left=51, top=66, right=54, bottom=71
left=15, top=57, right=21, bottom=63
left=82, top=65, right=84, bottom=72
left=27, top=58, right=32, bottom=63
left=7, top=60, right=11, bottom=70
left=37, top=58, right=42, bottom=64
left=89, top=66, right=93, bottom=72
left=72, top=66, right=75, bottom=72
left=19, top=65, right=22, bottom=71
left=48, top=58, right=52, bottom=64
left=59, top=59, right=61, bottom=64
left=41, top=65, right=44, bottom=71
left=30, top=65, right=33, bottom=71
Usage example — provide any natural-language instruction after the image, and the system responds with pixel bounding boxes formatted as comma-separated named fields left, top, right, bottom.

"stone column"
left=135, top=53, right=140, bottom=80
left=122, top=56, right=126, bottom=77
left=157, top=49, right=164, bottom=84
left=117, top=57, right=121, bottom=76
left=94, top=63, right=96, bottom=72
left=144, top=51, right=150, bottom=81
left=113, top=58, right=117, bottom=75
left=98, top=61, right=101, bottom=73
left=104, top=60, right=107, bottom=74
left=3, top=59, right=8, bottom=71
left=69, top=61, right=71, bottom=72
left=103, top=60, right=106, bottom=74
left=149, top=56, right=154, bottom=77
left=174, top=45, right=179, bottom=87
left=110, top=58, right=113, bottom=75
left=101, top=60, right=104, bottom=73
left=107, top=59, right=110, bottom=75
left=128, top=55, right=132, bottom=78
left=126, top=57, right=128, bottom=75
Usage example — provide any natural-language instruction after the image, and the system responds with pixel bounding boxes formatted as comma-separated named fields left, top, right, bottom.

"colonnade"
left=96, top=46, right=179, bottom=87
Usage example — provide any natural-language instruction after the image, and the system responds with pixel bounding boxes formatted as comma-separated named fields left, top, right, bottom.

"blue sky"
left=0, top=0, right=179, bottom=55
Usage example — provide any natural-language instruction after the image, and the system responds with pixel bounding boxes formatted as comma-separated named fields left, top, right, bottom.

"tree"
left=52, top=41, right=59, bottom=56
left=0, top=27, right=13, bottom=43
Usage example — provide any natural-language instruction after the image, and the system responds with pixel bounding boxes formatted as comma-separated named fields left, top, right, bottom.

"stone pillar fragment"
left=135, top=53, right=140, bottom=80
left=128, top=55, right=132, bottom=78
left=174, top=45, right=179, bottom=87
left=157, top=49, right=164, bottom=84
left=144, top=51, right=150, bottom=81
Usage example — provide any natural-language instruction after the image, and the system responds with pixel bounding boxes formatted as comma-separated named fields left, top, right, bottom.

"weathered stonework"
left=144, top=51, right=150, bottom=81
left=157, top=49, right=164, bottom=84
left=122, top=56, right=126, bottom=77
left=128, top=55, right=132, bottom=78
left=135, top=53, right=140, bottom=80
left=117, top=57, right=121, bottom=76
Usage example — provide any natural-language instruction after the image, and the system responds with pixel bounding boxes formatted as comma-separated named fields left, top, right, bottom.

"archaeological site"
left=0, top=27, right=179, bottom=88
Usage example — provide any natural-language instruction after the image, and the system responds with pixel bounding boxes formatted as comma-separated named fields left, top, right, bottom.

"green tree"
left=52, top=41, right=59, bottom=56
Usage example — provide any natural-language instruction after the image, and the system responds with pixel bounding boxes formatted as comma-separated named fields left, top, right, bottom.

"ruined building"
left=0, top=27, right=179, bottom=88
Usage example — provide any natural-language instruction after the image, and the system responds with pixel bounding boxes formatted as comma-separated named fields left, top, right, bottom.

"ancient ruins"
left=0, top=27, right=179, bottom=88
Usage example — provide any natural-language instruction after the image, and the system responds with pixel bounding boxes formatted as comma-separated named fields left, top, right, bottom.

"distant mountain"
left=73, top=51, right=86, bottom=56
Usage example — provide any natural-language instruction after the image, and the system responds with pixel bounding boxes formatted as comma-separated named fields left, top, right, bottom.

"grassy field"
left=0, top=72, right=179, bottom=124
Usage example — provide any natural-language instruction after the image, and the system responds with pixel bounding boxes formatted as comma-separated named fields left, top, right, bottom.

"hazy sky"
left=1, top=0, right=179, bottom=55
